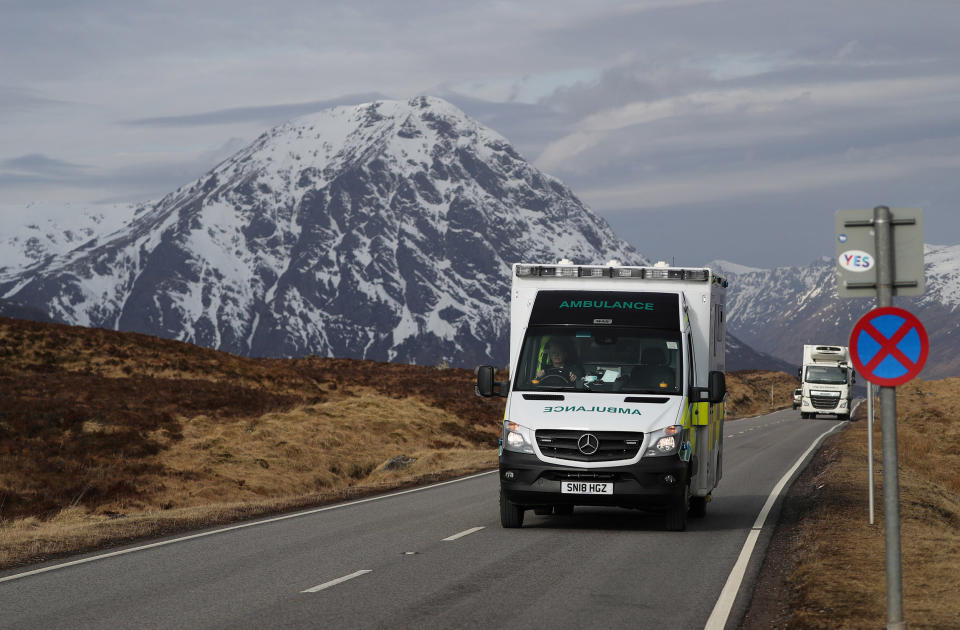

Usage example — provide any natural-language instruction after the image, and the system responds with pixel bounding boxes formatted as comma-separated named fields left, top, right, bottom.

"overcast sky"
left=3, top=0, right=959, bottom=268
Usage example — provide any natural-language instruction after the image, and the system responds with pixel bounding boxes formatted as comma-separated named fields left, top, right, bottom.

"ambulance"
left=476, top=260, right=728, bottom=531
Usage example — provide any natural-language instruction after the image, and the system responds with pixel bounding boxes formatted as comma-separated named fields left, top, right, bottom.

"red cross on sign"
left=849, top=306, right=929, bottom=386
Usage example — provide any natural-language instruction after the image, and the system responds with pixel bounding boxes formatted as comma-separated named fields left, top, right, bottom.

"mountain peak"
left=1, top=96, right=645, bottom=367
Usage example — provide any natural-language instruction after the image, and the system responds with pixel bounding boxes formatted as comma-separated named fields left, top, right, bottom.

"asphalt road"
left=0, top=409, right=847, bottom=630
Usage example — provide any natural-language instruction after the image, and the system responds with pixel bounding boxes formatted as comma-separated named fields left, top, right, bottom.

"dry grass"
left=725, top=369, right=798, bottom=419
left=0, top=317, right=502, bottom=569
left=782, top=377, right=960, bottom=629
left=0, top=317, right=804, bottom=571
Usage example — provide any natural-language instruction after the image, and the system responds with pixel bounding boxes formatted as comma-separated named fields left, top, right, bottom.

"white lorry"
left=797, top=345, right=855, bottom=420
left=476, top=260, right=728, bottom=531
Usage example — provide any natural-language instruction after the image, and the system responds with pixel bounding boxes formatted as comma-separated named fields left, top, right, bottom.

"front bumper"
left=499, top=450, right=688, bottom=510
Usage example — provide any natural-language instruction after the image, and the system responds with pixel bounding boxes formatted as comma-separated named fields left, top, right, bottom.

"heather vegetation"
left=14, top=316, right=959, bottom=630
left=0, top=317, right=504, bottom=567
left=1, top=316, right=795, bottom=570
left=744, top=377, right=960, bottom=629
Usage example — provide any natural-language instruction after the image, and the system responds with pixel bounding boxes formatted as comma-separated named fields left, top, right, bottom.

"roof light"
left=514, top=264, right=715, bottom=281
left=579, top=266, right=609, bottom=277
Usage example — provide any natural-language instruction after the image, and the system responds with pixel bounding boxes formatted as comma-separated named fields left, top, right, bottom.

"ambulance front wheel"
left=688, top=495, right=707, bottom=518
left=665, top=485, right=689, bottom=531
left=500, top=489, right=524, bottom=528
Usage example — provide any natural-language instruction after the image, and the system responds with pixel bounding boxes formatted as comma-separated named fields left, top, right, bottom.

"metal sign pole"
left=867, top=380, right=875, bottom=525
left=875, top=205, right=906, bottom=630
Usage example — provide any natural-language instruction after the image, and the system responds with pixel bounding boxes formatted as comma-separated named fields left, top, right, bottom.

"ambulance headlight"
left=503, top=421, right=535, bottom=454
left=645, top=425, right=683, bottom=457
left=839, top=399, right=848, bottom=408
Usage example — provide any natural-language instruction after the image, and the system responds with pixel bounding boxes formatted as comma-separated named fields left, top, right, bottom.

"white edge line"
left=442, top=526, right=485, bottom=541
left=301, top=569, right=372, bottom=593
left=0, top=470, right=497, bottom=584
left=704, top=423, right=843, bottom=630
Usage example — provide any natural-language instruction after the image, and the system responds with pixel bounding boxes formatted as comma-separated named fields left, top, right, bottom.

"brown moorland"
left=724, top=369, right=798, bottom=418
left=743, top=377, right=960, bottom=629
left=0, top=316, right=507, bottom=568
left=0, top=316, right=798, bottom=573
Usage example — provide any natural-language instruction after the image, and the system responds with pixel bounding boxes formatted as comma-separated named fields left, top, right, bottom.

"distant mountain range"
left=0, top=97, right=646, bottom=368
left=4, top=96, right=953, bottom=378
left=713, top=245, right=960, bottom=379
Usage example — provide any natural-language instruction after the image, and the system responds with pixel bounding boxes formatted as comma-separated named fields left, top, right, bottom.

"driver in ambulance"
left=535, top=340, right=584, bottom=384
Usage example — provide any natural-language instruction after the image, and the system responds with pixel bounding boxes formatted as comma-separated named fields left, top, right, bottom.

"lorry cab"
left=477, top=261, right=727, bottom=531
left=798, top=345, right=855, bottom=419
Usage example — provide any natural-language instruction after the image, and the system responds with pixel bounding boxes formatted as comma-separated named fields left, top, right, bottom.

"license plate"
left=561, top=481, right=613, bottom=495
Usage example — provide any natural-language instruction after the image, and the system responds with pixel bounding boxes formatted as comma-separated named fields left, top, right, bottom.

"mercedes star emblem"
left=577, top=433, right=599, bottom=455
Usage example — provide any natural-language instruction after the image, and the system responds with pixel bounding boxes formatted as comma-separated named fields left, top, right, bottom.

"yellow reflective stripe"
left=692, top=401, right=710, bottom=426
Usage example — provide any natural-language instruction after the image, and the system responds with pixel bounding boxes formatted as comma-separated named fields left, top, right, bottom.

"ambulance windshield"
left=514, top=327, right=683, bottom=394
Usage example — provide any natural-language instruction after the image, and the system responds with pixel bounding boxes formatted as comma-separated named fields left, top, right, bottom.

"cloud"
left=577, top=140, right=960, bottom=211
left=123, top=93, right=389, bottom=127
left=0, top=85, right=70, bottom=114
left=1, top=153, right=87, bottom=175
left=536, top=74, right=960, bottom=172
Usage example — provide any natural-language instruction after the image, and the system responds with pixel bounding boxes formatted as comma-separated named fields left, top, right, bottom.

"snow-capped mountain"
left=712, top=243, right=960, bottom=379
left=0, top=96, right=647, bottom=367
left=0, top=202, right=137, bottom=279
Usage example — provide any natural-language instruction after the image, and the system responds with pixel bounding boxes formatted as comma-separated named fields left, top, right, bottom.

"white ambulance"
left=477, top=260, right=728, bottom=531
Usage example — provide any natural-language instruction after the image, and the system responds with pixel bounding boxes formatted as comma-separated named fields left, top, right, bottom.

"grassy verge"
left=745, top=377, right=960, bottom=629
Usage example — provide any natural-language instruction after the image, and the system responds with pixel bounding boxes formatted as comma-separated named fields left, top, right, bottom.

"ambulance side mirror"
left=476, top=365, right=508, bottom=398
left=689, top=372, right=726, bottom=404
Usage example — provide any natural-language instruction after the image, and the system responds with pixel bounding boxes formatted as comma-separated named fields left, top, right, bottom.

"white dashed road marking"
left=302, top=570, right=372, bottom=593
left=442, top=526, right=485, bottom=541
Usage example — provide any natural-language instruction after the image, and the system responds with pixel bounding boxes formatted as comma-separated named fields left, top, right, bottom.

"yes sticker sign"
left=838, top=250, right=874, bottom=272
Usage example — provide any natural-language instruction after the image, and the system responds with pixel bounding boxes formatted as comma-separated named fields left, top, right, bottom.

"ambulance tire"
left=500, top=490, right=524, bottom=528
left=688, top=495, right=707, bottom=518
left=665, top=485, right=689, bottom=531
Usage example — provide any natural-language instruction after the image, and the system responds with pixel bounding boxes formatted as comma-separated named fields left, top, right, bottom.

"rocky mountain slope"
left=713, top=243, right=960, bottom=379
left=0, top=97, right=646, bottom=367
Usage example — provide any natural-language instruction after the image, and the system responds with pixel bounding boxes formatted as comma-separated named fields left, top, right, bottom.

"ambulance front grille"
left=535, top=430, right=643, bottom=462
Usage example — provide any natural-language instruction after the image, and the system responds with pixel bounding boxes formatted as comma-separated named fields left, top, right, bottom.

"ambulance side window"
left=713, top=304, right=724, bottom=359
